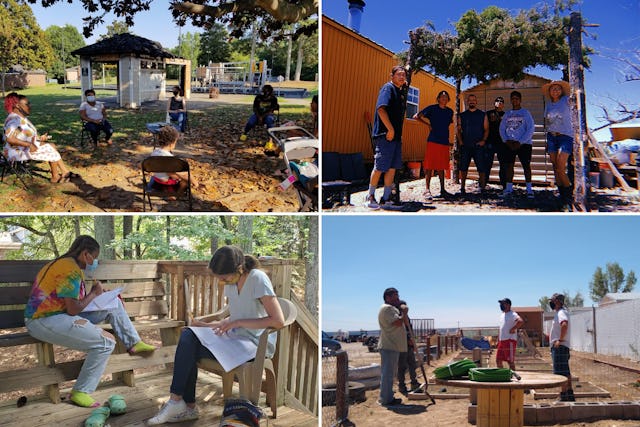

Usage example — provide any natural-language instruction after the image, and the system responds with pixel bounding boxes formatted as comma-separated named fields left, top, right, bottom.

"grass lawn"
left=2, top=83, right=318, bottom=212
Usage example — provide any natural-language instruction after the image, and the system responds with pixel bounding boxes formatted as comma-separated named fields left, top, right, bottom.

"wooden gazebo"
left=72, top=33, right=191, bottom=108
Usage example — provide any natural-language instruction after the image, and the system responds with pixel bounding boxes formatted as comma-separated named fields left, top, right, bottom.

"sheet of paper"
left=187, top=326, right=257, bottom=372
left=82, top=287, right=124, bottom=312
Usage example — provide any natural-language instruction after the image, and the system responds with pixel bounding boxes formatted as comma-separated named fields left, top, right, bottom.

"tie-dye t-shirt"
left=24, top=257, right=86, bottom=319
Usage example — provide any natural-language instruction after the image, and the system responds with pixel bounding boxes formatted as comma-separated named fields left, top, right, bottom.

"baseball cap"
left=550, top=293, right=565, bottom=303
left=498, top=298, right=512, bottom=305
left=495, top=96, right=505, bottom=103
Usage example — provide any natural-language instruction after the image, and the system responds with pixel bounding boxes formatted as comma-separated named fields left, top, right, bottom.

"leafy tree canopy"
left=197, top=23, right=231, bottom=65
left=44, top=24, right=85, bottom=79
left=0, top=0, right=55, bottom=72
left=589, top=262, right=637, bottom=302
left=406, top=1, right=589, bottom=84
left=26, top=0, right=317, bottom=39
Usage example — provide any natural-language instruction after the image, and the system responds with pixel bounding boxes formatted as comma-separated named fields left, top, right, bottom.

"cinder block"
left=552, top=402, right=572, bottom=423
left=604, top=401, right=626, bottom=419
left=571, top=402, right=606, bottom=420
left=468, top=403, right=477, bottom=424
left=621, top=401, right=640, bottom=420
left=523, top=403, right=536, bottom=425
left=536, top=403, right=554, bottom=424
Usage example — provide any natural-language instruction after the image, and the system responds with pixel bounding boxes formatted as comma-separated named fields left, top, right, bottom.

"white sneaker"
left=365, top=195, right=380, bottom=210
left=147, top=400, right=199, bottom=425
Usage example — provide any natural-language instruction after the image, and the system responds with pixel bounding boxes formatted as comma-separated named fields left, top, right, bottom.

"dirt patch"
left=323, top=342, right=640, bottom=426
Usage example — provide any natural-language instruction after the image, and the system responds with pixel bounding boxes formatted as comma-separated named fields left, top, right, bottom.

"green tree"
left=539, top=290, right=584, bottom=312
left=0, top=0, right=55, bottom=93
left=589, top=262, right=637, bottom=302
left=44, top=24, right=85, bottom=81
left=98, top=20, right=131, bottom=40
left=198, top=23, right=231, bottom=65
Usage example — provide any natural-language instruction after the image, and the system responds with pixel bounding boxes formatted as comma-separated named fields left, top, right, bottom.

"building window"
left=406, top=86, right=419, bottom=118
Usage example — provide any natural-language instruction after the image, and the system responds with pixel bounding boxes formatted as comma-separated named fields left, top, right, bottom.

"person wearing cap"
left=391, top=299, right=421, bottom=395
left=549, top=293, right=574, bottom=401
left=366, top=66, right=407, bottom=209
left=499, top=90, right=536, bottom=199
left=543, top=80, right=574, bottom=210
left=496, top=298, right=524, bottom=370
left=457, top=94, right=490, bottom=195
left=377, top=287, right=408, bottom=406
left=415, top=90, right=454, bottom=200
left=486, top=96, right=507, bottom=189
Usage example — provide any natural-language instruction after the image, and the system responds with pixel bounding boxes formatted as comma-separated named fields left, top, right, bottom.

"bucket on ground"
left=407, top=161, right=421, bottom=178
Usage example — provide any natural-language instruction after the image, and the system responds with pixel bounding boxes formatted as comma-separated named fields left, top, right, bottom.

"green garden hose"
left=468, top=368, right=514, bottom=382
left=433, top=358, right=477, bottom=379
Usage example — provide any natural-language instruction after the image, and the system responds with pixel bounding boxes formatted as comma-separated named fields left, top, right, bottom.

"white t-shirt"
left=79, top=101, right=105, bottom=121
left=499, top=310, right=521, bottom=341
left=149, top=147, right=173, bottom=181
left=550, top=307, right=570, bottom=346
left=224, top=269, right=277, bottom=357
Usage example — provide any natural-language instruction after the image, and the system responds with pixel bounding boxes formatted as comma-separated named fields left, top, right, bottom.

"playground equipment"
left=193, top=60, right=270, bottom=94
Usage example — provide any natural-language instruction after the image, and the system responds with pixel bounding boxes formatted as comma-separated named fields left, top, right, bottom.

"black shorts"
left=502, top=142, right=532, bottom=165
left=551, top=345, right=571, bottom=377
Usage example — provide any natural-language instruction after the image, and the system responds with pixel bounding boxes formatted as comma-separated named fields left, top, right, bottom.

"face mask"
left=86, top=96, right=96, bottom=102
left=499, top=303, right=506, bottom=312
left=173, top=91, right=179, bottom=96
left=549, top=301, right=556, bottom=310
left=85, top=252, right=99, bottom=274
left=220, top=272, right=241, bottom=285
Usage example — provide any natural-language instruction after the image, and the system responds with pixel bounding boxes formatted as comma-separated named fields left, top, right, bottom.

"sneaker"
left=500, top=189, right=513, bottom=198
left=423, top=191, right=433, bottom=201
left=239, top=134, right=247, bottom=142
left=526, top=190, right=535, bottom=199
left=365, top=195, right=380, bottom=209
left=147, top=400, right=199, bottom=425
left=398, top=387, right=408, bottom=395
left=378, top=397, right=403, bottom=406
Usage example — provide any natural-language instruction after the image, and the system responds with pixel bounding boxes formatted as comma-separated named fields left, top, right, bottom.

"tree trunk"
left=94, top=216, right=115, bottom=259
left=238, top=216, right=253, bottom=254
left=166, top=216, right=171, bottom=247
left=294, top=36, right=304, bottom=81
left=305, top=216, right=318, bottom=318
left=122, top=216, right=133, bottom=259
left=285, top=34, right=292, bottom=81
left=135, top=217, right=143, bottom=258
left=568, top=12, right=588, bottom=211
left=73, top=217, right=81, bottom=238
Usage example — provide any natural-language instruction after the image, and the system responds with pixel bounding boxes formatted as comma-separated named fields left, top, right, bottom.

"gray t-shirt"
left=225, top=269, right=277, bottom=357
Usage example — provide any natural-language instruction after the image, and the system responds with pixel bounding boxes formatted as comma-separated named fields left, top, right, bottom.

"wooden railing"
left=158, top=259, right=319, bottom=416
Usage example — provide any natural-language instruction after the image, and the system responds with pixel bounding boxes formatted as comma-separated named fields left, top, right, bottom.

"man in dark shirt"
left=240, top=85, right=279, bottom=141
left=457, top=94, right=489, bottom=195
left=486, top=97, right=507, bottom=189
left=366, top=66, right=407, bottom=209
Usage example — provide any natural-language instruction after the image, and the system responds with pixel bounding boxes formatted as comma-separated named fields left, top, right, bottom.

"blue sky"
left=323, top=0, right=640, bottom=141
left=30, top=0, right=199, bottom=49
left=321, top=215, right=640, bottom=332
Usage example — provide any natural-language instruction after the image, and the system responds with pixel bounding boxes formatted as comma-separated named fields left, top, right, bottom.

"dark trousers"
left=397, top=347, right=420, bottom=390
left=85, top=120, right=114, bottom=143
left=170, top=329, right=215, bottom=403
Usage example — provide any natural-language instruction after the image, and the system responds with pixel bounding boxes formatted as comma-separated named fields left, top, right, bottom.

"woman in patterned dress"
left=3, top=92, right=78, bottom=183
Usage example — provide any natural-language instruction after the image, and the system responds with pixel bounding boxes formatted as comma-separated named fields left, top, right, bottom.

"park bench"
left=0, top=260, right=184, bottom=403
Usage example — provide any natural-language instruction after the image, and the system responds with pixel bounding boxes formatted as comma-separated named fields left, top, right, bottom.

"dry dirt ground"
left=324, top=174, right=640, bottom=213
left=1, top=93, right=313, bottom=212
left=323, top=342, right=640, bottom=427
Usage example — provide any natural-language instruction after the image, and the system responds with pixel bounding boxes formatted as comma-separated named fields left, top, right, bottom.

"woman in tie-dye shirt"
left=25, top=235, right=154, bottom=408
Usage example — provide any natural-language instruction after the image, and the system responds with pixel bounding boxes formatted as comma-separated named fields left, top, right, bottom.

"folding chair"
left=0, top=152, right=47, bottom=188
left=79, top=120, right=92, bottom=148
left=141, top=156, right=193, bottom=211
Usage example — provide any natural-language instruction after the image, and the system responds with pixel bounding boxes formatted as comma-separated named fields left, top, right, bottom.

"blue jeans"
left=546, top=133, right=573, bottom=154
left=85, top=120, right=114, bottom=143
left=169, top=328, right=216, bottom=403
left=379, top=348, right=399, bottom=404
left=243, top=113, right=276, bottom=133
left=25, top=301, right=140, bottom=393
left=169, top=112, right=186, bottom=132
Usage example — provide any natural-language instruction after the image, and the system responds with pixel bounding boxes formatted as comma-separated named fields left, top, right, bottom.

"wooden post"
left=568, top=12, right=589, bottom=211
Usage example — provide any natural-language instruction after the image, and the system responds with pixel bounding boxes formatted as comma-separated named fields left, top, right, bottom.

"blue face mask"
left=85, top=258, right=99, bottom=274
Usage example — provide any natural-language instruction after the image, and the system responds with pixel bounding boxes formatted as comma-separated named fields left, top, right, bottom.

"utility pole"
left=568, top=12, right=589, bottom=211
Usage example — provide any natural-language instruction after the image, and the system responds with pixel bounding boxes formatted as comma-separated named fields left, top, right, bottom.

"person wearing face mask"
left=376, top=287, right=407, bottom=407
left=549, top=293, right=574, bottom=401
left=148, top=245, right=284, bottom=425
left=3, top=92, right=77, bottom=183
left=24, top=235, right=155, bottom=408
left=239, top=84, right=280, bottom=142
left=486, top=96, right=507, bottom=190
left=79, top=89, right=115, bottom=146
left=496, top=298, right=524, bottom=370
left=167, top=86, right=187, bottom=133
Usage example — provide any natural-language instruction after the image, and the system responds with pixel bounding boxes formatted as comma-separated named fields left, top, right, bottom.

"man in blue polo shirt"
left=366, top=66, right=407, bottom=209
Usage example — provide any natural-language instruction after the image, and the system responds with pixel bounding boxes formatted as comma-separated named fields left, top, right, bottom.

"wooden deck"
left=0, top=369, right=318, bottom=427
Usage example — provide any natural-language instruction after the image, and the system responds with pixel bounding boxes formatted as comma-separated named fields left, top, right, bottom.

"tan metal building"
left=322, top=16, right=456, bottom=164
